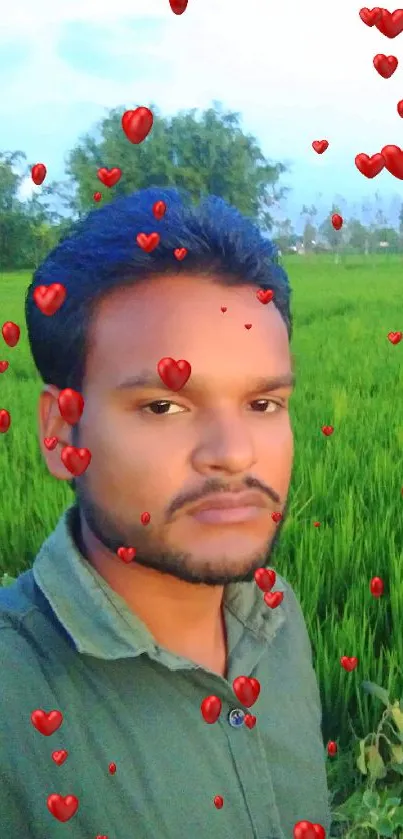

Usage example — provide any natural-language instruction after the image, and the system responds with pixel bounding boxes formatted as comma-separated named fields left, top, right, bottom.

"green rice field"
left=1, top=255, right=402, bottom=829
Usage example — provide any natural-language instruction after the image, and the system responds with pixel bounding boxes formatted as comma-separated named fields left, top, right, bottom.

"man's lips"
left=184, top=492, right=271, bottom=525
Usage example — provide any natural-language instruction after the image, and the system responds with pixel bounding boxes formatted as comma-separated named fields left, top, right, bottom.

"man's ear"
left=38, top=386, right=77, bottom=481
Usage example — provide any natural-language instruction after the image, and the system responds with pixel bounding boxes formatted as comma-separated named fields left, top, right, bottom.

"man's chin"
left=131, top=549, right=271, bottom=586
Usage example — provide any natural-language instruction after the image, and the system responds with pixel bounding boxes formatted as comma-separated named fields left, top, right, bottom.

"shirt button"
left=228, top=708, right=245, bottom=728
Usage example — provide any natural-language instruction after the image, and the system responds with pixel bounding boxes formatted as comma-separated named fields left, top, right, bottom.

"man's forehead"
left=86, top=276, right=291, bottom=382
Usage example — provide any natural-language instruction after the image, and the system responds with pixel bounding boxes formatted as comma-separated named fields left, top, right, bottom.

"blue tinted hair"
left=25, top=187, right=292, bottom=392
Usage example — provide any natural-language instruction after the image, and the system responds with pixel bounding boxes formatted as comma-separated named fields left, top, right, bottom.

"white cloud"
left=3, top=0, right=403, bottom=215
left=2, top=0, right=402, bottom=149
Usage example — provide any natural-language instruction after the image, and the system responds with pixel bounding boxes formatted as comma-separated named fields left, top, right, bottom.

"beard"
left=72, top=481, right=289, bottom=587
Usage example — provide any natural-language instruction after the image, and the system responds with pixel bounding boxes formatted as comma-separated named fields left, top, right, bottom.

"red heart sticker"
left=31, top=709, right=63, bottom=736
left=254, top=568, right=276, bottom=592
left=264, top=591, right=284, bottom=609
left=61, top=446, right=92, bottom=477
left=2, top=321, right=20, bottom=347
left=117, top=547, right=136, bottom=563
left=244, top=713, right=256, bottom=729
left=140, top=512, right=151, bottom=525
left=121, top=107, right=153, bottom=144
left=44, top=436, right=58, bottom=451
left=58, top=389, right=84, bottom=426
left=93, top=192, right=102, bottom=202
left=375, top=8, right=403, bottom=38
left=293, top=821, right=326, bottom=839
left=388, top=331, right=402, bottom=344
left=331, top=214, right=343, bottom=230
left=157, top=358, right=191, bottom=391
left=47, top=794, right=79, bottom=823
left=398, top=100, right=403, bottom=118
left=232, top=676, right=260, bottom=708
left=370, top=576, right=384, bottom=597
left=340, top=656, right=358, bottom=672
left=152, top=200, right=166, bottom=220
left=174, top=248, right=187, bottom=261
left=97, top=168, right=122, bottom=188
left=359, top=7, right=382, bottom=27
left=312, top=140, right=328, bottom=154
left=256, top=289, right=274, bottom=304
left=381, top=145, right=403, bottom=180
left=354, top=153, right=384, bottom=179
left=200, top=695, right=222, bottom=724
left=0, top=410, right=11, bottom=433
left=373, top=53, right=398, bottom=78
left=33, top=284, right=66, bottom=316
left=31, top=163, right=47, bottom=185
left=321, top=425, right=334, bottom=436
left=169, top=0, right=188, bottom=13
left=136, top=233, right=160, bottom=253
left=52, top=750, right=68, bottom=766
left=0, top=361, right=9, bottom=373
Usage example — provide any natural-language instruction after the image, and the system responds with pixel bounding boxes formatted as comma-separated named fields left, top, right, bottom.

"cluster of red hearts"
left=30, top=709, right=116, bottom=830
left=30, top=697, right=325, bottom=838
left=312, top=7, right=403, bottom=232
left=357, top=7, right=403, bottom=180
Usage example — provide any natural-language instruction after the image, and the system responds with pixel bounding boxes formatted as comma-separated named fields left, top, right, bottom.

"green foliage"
left=65, top=101, right=287, bottom=229
left=0, top=151, right=73, bottom=270
left=330, top=684, right=403, bottom=836
left=0, top=103, right=289, bottom=271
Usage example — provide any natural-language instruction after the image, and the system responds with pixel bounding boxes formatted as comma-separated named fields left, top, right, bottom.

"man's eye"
left=250, top=399, right=282, bottom=413
left=141, top=400, right=283, bottom=415
left=142, top=401, right=184, bottom=415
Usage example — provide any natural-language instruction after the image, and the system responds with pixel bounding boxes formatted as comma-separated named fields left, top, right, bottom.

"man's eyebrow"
left=115, top=370, right=296, bottom=392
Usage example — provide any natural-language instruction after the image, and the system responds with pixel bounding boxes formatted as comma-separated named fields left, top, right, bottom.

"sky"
left=1, top=0, right=403, bottom=232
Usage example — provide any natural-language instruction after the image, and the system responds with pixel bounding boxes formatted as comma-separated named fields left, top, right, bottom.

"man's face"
left=51, top=274, right=294, bottom=585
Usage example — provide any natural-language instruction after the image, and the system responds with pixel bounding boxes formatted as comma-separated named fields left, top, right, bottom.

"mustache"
left=166, top=477, right=281, bottom=520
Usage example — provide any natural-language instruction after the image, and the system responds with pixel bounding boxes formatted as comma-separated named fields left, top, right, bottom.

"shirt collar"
left=33, top=505, right=287, bottom=662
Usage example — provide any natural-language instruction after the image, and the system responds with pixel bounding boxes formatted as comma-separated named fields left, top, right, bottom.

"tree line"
left=1, top=101, right=402, bottom=272
left=283, top=199, right=403, bottom=256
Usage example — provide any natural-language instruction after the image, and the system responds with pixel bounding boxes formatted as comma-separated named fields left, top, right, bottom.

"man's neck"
left=77, top=512, right=228, bottom=675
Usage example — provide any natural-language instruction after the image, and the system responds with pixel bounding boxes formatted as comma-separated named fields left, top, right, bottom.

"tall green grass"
left=1, top=255, right=402, bottom=814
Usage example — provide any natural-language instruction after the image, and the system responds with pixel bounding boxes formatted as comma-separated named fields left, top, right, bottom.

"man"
left=0, top=187, right=331, bottom=838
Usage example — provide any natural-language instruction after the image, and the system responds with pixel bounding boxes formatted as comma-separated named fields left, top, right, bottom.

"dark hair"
left=25, top=187, right=292, bottom=393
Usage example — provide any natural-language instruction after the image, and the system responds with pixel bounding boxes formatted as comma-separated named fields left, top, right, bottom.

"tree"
left=0, top=150, right=68, bottom=271
left=65, top=102, right=289, bottom=231
left=371, top=225, right=400, bottom=252
left=300, top=204, right=318, bottom=251
left=318, top=203, right=345, bottom=262
left=373, top=190, right=387, bottom=229
left=273, top=217, right=297, bottom=251
left=346, top=218, right=367, bottom=252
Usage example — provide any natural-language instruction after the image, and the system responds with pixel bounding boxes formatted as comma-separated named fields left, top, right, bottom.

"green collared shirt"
left=0, top=506, right=331, bottom=839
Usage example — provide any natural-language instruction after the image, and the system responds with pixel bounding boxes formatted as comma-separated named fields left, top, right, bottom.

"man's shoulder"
left=0, top=569, right=39, bottom=629
left=0, top=569, right=67, bottom=672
